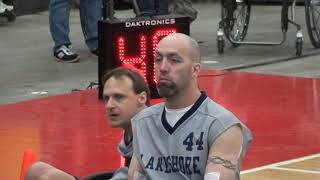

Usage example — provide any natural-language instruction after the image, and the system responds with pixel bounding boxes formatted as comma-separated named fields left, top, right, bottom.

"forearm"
left=128, top=154, right=145, bottom=180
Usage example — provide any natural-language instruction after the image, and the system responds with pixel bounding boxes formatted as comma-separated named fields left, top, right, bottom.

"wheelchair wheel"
left=217, top=35, right=225, bottom=54
left=305, top=0, right=320, bottom=48
left=81, top=172, right=114, bottom=180
left=79, top=9, right=89, bottom=41
left=296, top=37, right=303, bottom=56
left=221, top=0, right=251, bottom=46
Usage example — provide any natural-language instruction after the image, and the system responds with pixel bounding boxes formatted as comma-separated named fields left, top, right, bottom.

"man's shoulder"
left=132, top=103, right=164, bottom=123
left=142, top=102, right=164, bottom=116
left=199, top=97, right=240, bottom=123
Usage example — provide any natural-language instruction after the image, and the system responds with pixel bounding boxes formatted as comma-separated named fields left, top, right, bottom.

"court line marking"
left=269, top=167, right=320, bottom=174
left=202, top=60, right=219, bottom=64
left=241, top=153, right=320, bottom=174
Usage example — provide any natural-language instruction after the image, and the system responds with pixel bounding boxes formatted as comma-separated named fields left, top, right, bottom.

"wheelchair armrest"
left=80, top=171, right=114, bottom=180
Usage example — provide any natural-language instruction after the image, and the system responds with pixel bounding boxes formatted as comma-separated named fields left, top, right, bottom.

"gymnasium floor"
left=0, top=69, right=319, bottom=179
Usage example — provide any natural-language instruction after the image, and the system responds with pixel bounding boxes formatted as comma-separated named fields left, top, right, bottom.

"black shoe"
left=91, top=49, right=99, bottom=56
left=54, top=45, right=79, bottom=63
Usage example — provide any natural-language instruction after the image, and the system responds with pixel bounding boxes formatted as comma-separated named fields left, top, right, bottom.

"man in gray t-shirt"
left=129, top=33, right=253, bottom=180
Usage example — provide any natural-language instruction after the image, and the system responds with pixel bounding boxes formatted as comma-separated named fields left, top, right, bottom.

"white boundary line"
left=269, top=167, right=320, bottom=174
left=241, top=153, right=320, bottom=174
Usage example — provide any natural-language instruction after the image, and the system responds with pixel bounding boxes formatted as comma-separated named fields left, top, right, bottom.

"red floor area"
left=0, top=70, right=319, bottom=179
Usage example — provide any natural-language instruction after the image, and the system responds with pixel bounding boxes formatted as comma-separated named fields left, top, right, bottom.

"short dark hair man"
left=25, top=67, right=150, bottom=180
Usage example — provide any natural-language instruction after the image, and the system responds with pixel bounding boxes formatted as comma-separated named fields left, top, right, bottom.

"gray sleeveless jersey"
left=110, top=131, right=133, bottom=180
left=132, top=92, right=253, bottom=180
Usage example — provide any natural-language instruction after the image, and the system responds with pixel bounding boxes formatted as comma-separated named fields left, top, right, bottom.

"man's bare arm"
left=128, top=154, right=145, bottom=180
left=205, top=125, right=244, bottom=180
left=25, top=162, right=76, bottom=180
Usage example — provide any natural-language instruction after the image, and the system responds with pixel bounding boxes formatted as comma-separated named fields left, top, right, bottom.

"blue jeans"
left=49, top=0, right=101, bottom=52
left=136, top=0, right=168, bottom=16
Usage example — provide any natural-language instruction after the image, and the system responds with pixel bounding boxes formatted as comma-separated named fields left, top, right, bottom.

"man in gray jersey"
left=128, top=33, right=253, bottom=180
left=25, top=67, right=150, bottom=180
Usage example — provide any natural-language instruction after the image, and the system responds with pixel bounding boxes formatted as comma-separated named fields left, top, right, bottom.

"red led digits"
left=117, top=29, right=177, bottom=83
left=118, top=36, right=147, bottom=79
left=152, top=29, right=177, bottom=56
left=152, top=29, right=177, bottom=83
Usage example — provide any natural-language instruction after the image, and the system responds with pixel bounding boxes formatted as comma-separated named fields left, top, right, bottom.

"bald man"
left=128, top=33, right=253, bottom=180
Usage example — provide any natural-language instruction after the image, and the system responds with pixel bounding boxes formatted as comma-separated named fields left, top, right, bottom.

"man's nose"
left=158, top=58, right=170, bottom=72
left=105, top=98, right=115, bottom=109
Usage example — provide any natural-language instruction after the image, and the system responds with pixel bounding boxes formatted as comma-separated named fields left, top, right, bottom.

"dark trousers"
left=136, top=0, right=169, bottom=16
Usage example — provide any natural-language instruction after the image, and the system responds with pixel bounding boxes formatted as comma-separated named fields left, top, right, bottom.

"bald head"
left=158, top=33, right=201, bottom=63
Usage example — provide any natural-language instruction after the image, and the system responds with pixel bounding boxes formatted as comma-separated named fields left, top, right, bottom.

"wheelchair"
left=78, top=0, right=140, bottom=41
left=217, top=0, right=320, bottom=56
left=80, top=172, right=114, bottom=180
left=79, top=151, right=131, bottom=180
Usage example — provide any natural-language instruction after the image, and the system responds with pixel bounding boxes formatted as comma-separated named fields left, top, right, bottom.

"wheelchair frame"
left=79, top=0, right=143, bottom=41
left=217, top=0, right=320, bottom=56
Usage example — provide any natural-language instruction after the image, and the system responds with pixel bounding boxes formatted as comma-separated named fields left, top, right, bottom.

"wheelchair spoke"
left=311, top=2, right=320, bottom=39
left=221, top=0, right=250, bottom=45
left=306, top=0, right=320, bottom=47
left=230, top=3, right=249, bottom=40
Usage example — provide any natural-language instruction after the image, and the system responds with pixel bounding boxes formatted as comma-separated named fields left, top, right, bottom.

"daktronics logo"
left=125, top=19, right=176, bottom=28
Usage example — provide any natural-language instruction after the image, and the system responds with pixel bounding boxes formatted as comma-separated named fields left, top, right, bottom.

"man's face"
left=103, top=76, right=143, bottom=129
left=155, top=37, right=195, bottom=98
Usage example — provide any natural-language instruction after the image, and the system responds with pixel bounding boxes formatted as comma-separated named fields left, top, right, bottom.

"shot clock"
left=98, top=15, right=190, bottom=99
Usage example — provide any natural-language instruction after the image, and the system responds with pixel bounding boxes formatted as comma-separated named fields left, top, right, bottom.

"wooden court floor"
left=241, top=153, right=320, bottom=179
left=0, top=70, right=319, bottom=179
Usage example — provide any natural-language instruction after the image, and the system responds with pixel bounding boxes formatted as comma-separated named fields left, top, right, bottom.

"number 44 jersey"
left=132, top=92, right=253, bottom=180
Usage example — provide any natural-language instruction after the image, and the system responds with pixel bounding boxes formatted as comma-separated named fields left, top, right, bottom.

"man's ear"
left=138, top=91, right=147, bottom=105
left=192, top=63, right=201, bottom=76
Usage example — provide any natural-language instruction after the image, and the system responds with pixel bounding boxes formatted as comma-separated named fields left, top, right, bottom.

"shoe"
left=91, top=49, right=99, bottom=56
left=0, top=2, right=13, bottom=14
left=54, top=45, right=79, bottom=63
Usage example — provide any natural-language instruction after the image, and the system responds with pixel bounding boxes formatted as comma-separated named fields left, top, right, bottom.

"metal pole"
left=103, top=0, right=115, bottom=20
left=132, top=0, right=141, bottom=16
left=154, top=0, right=159, bottom=15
